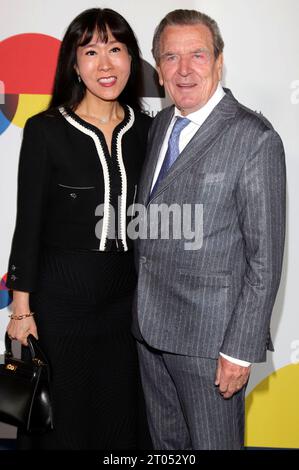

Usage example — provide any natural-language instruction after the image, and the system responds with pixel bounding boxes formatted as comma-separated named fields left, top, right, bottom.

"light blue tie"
left=151, top=117, right=190, bottom=197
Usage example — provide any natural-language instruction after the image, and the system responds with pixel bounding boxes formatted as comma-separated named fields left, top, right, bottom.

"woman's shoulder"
left=24, top=108, right=64, bottom=134
left=134, top=110, right=153, bottom=127
left=131, top=108, right=153, bottom=131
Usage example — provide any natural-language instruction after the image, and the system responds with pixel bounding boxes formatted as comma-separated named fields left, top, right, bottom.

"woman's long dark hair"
left=48, top=8, right=143, bottom=111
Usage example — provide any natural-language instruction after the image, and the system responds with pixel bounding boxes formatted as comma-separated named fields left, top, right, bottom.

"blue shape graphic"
left=0, top=289, right=12, bottom=309
left=0, top=109, right=11, bottom=135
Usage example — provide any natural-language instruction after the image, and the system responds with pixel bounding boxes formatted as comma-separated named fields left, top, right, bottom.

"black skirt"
left=18, top=247, right=151, bottom=450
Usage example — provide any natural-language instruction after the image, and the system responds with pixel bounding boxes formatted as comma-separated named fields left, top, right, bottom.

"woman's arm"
left=6, top=114, right=51, bottom=344
left=6, top=115, right=51, bottom=292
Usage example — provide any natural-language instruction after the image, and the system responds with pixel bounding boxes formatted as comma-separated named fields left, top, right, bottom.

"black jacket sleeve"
left=6, top=115, right=51, bottom=292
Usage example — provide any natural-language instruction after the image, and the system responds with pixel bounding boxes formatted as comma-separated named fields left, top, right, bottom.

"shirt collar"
left=174, top=82, right=225, bottom=125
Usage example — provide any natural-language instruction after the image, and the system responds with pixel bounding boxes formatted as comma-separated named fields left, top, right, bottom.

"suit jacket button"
left=70, top=193, right=77, bottom=198
left=10, top=275, right=17, bottom=281
left=11, top=265, right=16, bottom=271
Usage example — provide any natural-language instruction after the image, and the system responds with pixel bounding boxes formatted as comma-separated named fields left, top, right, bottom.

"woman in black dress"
left=6, top=8, right=152, bottom=450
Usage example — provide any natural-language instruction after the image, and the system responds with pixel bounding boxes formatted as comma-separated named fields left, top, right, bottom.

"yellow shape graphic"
left=245, top=363, right=299, bottom=448
left=11, top=94, right=51, bottom=128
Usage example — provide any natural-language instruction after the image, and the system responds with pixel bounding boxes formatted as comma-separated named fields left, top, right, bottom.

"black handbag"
left=0, top=332, right=54, bottom=433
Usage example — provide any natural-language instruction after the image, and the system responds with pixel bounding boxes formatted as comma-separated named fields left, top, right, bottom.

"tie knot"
left=149, top=117, right=190, bottom=198
left=172, top=116, right=190, bottom=136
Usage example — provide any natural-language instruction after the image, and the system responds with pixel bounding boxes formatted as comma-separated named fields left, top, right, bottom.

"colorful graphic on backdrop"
left=0, top=33, right=164, bottom=135
left=245, top=363, right=299, bottom=448
left=0, top=274, right=12, bottom=309
left=0, top=33, right=61, bottom=134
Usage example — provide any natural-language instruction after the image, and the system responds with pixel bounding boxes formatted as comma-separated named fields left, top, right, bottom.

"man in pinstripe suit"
left=132, top=9, right=286, bottom=449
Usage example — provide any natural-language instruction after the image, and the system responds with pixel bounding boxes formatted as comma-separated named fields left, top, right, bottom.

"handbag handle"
left=4, top=332, right=49, bottom=366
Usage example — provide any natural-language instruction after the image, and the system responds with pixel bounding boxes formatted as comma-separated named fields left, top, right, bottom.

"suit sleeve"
left=6, top=116, right=51, bottom=292
left=220, top=128, right=286, bottom=363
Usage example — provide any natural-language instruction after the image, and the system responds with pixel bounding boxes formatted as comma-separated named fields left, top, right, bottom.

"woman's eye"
left=110, top=47, right=121, bottom=53
left=86, top=50, right=96, bottom=56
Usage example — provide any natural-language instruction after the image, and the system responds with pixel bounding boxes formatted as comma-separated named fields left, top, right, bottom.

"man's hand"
left=215, top=355, right=251, bottom=399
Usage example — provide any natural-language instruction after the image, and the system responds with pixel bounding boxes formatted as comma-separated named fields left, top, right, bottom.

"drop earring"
left=77, top=74, right=81, bottom=83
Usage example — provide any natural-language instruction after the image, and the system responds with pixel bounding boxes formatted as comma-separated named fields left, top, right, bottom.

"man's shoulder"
left=154, top=105, right=174, bottom=122
left=150, top=106, right=174, bottom=134
left=237, top=102, right=274, bottom=132
left=224, top=88, right=275, bottom=133
left=230, top=96, right=284, bottom=150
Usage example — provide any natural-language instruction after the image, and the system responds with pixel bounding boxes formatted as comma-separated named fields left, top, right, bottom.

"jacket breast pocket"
left=183, top=170, right=231, bottom=207
left=55, top=184, right=98, bottom=222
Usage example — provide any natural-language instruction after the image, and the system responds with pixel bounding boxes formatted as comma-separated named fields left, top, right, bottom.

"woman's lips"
left=98, top=76, right=117, bottom=87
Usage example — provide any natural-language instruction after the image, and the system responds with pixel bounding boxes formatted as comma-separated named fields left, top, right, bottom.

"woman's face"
left=75, top=28, right=132, bottom=103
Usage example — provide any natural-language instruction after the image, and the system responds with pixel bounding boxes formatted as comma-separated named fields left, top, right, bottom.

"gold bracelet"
left=9, top=312, right=35, bottom=320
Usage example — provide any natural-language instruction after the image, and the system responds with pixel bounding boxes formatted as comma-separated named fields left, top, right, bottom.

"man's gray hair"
left=152, top=9, right=224, bottom=64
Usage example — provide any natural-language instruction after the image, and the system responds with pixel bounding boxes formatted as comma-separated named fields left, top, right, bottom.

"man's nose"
left=177, top=55, right=191, bottom=76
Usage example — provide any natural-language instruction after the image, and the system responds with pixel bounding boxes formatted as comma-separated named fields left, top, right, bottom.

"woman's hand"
left=7, top=290, right=38, bottom=346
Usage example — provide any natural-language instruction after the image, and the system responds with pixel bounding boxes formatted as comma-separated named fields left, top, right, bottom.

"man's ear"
left=157, top=65, right=164, bottom=87
left=216, top=53, right=223, bottom=81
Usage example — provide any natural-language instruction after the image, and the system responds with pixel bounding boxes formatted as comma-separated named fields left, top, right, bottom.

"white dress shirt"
left=151, top=82, right=251, bottom=368
left=151, top=82, right=225, bottom=190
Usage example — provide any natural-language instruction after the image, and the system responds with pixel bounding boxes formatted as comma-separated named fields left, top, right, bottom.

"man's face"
left=157, top=24, right=223, bottom=115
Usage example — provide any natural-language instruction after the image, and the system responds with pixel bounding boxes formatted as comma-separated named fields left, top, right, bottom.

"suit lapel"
left=147, top=90, right=240, bottom=204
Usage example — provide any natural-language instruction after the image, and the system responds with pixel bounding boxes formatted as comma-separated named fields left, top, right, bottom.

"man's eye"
left=166, top=55, right=178, bottom=61
left=193, top=52, right=209, bottom=63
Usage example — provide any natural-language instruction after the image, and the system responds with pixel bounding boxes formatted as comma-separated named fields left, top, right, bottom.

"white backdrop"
left=0, top=0, right=298, bottom=448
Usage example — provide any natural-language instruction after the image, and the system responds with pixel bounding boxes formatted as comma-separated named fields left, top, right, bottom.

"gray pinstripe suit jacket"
left=132, top=89, right=286, bottom=363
